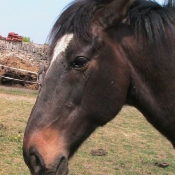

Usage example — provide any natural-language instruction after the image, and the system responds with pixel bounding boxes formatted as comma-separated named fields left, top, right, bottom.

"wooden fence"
left=0, top=64, right=38, bottom=84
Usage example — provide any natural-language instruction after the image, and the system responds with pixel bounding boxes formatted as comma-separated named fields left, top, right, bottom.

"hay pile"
left=0, top=56, right=39, bottom=90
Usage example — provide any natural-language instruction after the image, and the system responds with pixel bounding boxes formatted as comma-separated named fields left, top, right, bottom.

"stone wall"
left=0, top=40, right=50, bottom=66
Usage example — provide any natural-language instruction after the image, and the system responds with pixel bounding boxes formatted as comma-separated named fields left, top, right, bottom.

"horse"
left=23, top=0, right=175, bottom=174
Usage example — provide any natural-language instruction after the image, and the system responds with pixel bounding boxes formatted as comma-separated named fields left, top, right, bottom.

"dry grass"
left=69, top=107, right=175, bottom=175
left=0, top=86, right=175, bottom=175
left=0, top=87, right=36, bottom=175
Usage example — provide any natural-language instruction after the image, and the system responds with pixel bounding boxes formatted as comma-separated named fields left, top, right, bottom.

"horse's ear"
left=93, top=0, right=132, bottom=28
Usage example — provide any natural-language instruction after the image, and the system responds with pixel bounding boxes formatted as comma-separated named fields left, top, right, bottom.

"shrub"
left=23, top=36, right=32, bottom=43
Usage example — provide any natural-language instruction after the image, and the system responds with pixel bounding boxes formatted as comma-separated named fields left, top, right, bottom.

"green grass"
left=0, top=86, right=38, bottom=97
left=0, top=87, right=175, bottom=175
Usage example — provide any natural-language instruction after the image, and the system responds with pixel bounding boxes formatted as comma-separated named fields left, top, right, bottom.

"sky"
left=0, top=0, right=164, bottom=44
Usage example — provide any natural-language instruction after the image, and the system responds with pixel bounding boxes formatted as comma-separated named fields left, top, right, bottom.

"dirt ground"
left=0, top=85, right=37, bottom=103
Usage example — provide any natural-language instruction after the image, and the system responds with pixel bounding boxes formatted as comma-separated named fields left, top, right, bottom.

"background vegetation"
left=22, top=37, right=33, bottom=43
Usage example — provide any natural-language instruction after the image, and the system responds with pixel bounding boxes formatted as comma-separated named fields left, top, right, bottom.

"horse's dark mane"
left=128, top=0, right=175, bottom=44
left=48, top=0, right=175, bottom=53
left=48, top=0, right=101, bottom=51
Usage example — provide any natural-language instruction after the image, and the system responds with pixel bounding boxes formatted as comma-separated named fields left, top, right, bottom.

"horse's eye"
left=71, top=56, right=89, bottom=68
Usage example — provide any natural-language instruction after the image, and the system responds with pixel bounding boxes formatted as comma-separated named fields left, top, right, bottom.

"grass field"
left=0, top=86, right=175, bottom=175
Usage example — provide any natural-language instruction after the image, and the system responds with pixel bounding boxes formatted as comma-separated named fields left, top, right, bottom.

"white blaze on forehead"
left=51, top=33, right=74, bottom=65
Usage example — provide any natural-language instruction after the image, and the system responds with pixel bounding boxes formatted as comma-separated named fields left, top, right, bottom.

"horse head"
left=22, top=0, right=135, bottom=174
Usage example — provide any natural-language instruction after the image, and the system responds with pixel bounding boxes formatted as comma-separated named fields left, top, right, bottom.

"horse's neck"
left=125, top=38, right=175, bottom=147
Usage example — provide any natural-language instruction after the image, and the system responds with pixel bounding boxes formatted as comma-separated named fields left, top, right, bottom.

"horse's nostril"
left=30, top=154, right=43, bottom=174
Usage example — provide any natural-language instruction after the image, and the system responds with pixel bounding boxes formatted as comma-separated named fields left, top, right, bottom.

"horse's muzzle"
left=23, top=149, right=69, bottom=175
